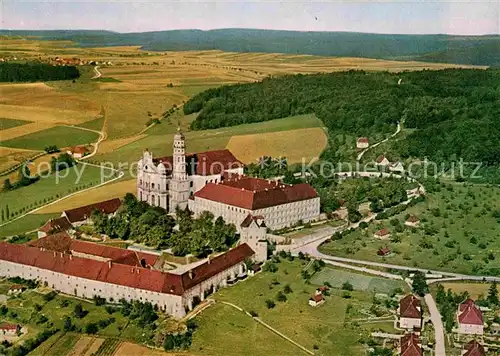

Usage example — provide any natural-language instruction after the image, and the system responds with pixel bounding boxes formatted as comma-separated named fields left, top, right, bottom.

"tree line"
left=0, top=62, right=80, bottom=82
left=184, top=69, right=500, bottom=175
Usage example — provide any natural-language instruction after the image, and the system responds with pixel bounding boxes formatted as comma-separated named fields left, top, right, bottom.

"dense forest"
left=184, top=69, right=500, bottom=174
left=2, top=29, right=499, bottom=65
left=0, top=62, right=80, bottom=82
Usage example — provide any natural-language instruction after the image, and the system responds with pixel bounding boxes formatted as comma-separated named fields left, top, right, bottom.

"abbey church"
left=137, top=129, right=321, bottom=231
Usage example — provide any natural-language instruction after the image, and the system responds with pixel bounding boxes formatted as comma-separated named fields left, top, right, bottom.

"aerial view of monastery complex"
left=0, top=1, right=499, bottom=355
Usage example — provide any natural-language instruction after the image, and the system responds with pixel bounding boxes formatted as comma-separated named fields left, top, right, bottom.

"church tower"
left=169, top=127, right=190, bottom=213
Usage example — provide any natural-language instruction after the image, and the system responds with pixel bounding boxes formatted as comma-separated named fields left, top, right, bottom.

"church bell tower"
left=169, top=127, right=190, bottom=213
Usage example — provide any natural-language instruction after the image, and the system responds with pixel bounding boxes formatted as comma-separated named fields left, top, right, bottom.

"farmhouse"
left=457, top=298, right=484, bottom=335
left=38, top=216, right=73, bottom=238
left=308, top=294, right=324, bottom=307
left=374, top=228, right=391, bottom=240
left=7, top=285, right=25, bottom=295
left=389, top=161, right=405, bottom=173
left=398, top=294, right=422, bottom=330
left=405, top=215, right=420, bottom=228
left=375, top=154, right=390, bottom=166
left=356, top=137, right=369, bottom=149
left=399, top=333, right=422, bottom=356
left=0, top=323, right=19, bottom=336
left=377, top=247, right=391, bottom=256
left=0, top=237, right=256, bottom=319
left=67, top=146, right=90, bottom=159
left=62, top=198, right=122, bottom=226
left=462, top=340, right=486, bottom=356
left=137, top=129, right=320, bottom=230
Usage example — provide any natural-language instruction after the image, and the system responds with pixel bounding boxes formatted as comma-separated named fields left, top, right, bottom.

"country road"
left=91, top=66, right=101, bottom=79
left=357, top=120, right=402, bottom=161
left=424, top=294, right=446, bottom=356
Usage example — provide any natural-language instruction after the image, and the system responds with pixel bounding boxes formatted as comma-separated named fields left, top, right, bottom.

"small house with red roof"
left=457, top=298, right=484, bottom=335
left=67, top=146, right=90, bottom=159
left=308, top=294, right=324, bottom=307
left=315, top=285, right=329, bottom=296
left=374, top=228, right=391, bottom=240
left=399, top=333, right=422, bottom=356
left=462, top=340, right=486, bottom=356
left=38, top=216, right=73, bottom=238
left=398, top=294, right=422, bottom=330
left=0, top=323, right=20, bottom=336
left=7, top=285, right=26, bottom=295
left=356, top=137, right=369, bottom=149
left=405, top=215, right=420, bottom=228
left=375, top=154, right=390, bottom=166
left=377, top=247, right=391, bottom=257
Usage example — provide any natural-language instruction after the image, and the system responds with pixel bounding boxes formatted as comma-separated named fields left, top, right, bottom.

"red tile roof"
left=180, top=244, right=255, bottom=291
left=375, top=228, right=390, bottom=237
left=377, top=247, right=391, bottom=256
left=400, top=333, right=422, bottom=356
left=376, top=154, right=387, bottom=164
left=0, top=241, right=254, bottom=297
left=458, top=299, right=483, bottom=325
left=194, top=176, right=318, bottom=210
left=155, top=149, right=243, bottom=176
left=310, top=294, right=324, bottom=302
left=357, top=137, right=369, bottom=143
left=406, top=215, right=420, bottom=223
left=8, top=284, right=25, bottom=291
left=28, top=234, right=158, bottom=268
left=0, top=323, right=18, bottom=331
left=63, top=198, right=122, bottom=223
left=39, top=216, right=73, bottom=234
left=69, top=146, right=89, bottom=154
left=240, top=214, right=266, bottom=228
left=400, top=294, right=422, bottom=319
left=463, top=340, right=486, bottom=356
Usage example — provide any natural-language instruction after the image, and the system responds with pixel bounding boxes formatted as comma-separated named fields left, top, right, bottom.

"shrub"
left=276, top=291, right=287, bottom=302
left=249, top=310, right=258, bottom=317
left=342, top=281, right=354, bottom=291
left=283, top=284, right=293, bottom=294
left=85, top=322, right=98, bottom=334
left=265, top=299, right=276, bottom=309
left=43, top=291, right=57, bottom=302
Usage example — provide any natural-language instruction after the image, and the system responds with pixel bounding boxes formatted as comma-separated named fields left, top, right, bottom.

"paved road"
left=424, top=294, right=446, bottom=356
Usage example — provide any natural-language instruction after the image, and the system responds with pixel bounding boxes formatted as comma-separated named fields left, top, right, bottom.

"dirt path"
left=220, top=301, right=314, bottom=355
left=91, top=66, right=101, bottom=79
left=357, top=121, right=402, bottom=161
left=424, top=294, right=446, bottom=356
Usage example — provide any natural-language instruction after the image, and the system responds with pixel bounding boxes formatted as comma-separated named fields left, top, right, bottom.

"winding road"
left=356, top=120, right=402, bottom=162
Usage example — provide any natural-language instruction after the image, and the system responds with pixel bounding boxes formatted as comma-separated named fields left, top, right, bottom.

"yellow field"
left=439, top=282, right=500, bottom=299
left=98, top=134, right=147, bottom=153
left=225, top=127, right=328, bottom=164
left=113, top=342, right=190, bottom=356
left=0, top=146, right=39, bottom=172
left=35, top=179, right=136, bottom=214
left=68, top=336, right=104, bottom=356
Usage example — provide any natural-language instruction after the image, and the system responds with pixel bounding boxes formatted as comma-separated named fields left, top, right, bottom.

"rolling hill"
left=1, top=29, right=499, bottom=66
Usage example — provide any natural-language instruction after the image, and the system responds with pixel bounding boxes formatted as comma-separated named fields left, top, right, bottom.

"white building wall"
left=399, top=317, right=422, bottom=330
left=0, top=260, right=185, bottom=318
left=458, top=323, right=484, bottom=335
left=189, top=196, right=320, bottom=231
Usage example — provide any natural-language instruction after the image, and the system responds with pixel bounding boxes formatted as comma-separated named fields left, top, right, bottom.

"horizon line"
left=1, top=27, right=499, bottom=37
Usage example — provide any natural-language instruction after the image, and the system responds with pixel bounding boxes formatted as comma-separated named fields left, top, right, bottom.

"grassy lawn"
left=77, top=115, right=105, bottom=131
left=0, top=125, right=100, bottom=150
left=310, top=267, right=407, bottom=293
left=0, top=117, right=30, bottom=131
left=192, top=259, right=397, bottom=356
left=319, top=182, right=500, bottom=275
left=0, top=213, right=59, bottom=238
left=0, top=163, right=117, bottom=233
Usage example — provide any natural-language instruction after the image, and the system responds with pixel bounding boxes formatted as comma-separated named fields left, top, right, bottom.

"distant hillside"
left=1, top=29, right=499, bottom=66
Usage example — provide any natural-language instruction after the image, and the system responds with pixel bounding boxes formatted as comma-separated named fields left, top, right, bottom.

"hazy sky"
left=2, top=1, right=499, bottom=35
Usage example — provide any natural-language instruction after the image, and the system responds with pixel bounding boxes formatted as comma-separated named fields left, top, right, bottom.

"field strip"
left=0, top=122, right=56, bottom=141
left=0, top=104, right=94, bottom=125
left=0, top=162, right=123, bottom=230
left=221, top=301, right=314, bottom=355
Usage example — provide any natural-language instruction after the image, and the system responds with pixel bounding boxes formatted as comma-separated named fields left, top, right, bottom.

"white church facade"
left=137, top=129, right=321, bottom=230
